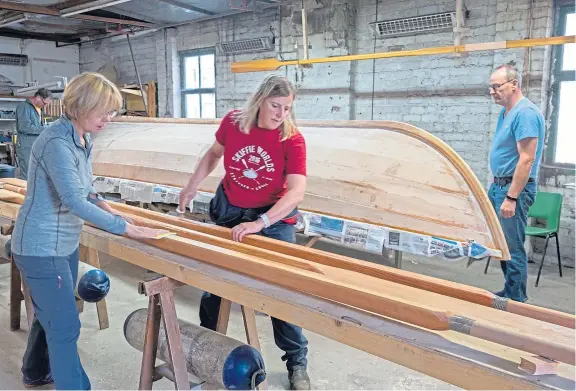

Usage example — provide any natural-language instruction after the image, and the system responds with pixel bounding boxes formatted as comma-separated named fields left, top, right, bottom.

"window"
left=180, top=48, right=216, bottom=119
left=548, top=5, right=575, bottom=165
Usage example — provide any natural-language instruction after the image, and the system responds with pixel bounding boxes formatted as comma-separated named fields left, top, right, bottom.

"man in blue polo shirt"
left=488, top=64, right=544, bottom=302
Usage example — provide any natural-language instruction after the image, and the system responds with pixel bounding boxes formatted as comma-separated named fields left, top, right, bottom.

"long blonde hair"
left=232, top=75, right=297, bottom=141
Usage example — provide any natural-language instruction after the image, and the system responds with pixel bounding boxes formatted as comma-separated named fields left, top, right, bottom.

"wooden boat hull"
left=92, top=117, right=509, bottom=259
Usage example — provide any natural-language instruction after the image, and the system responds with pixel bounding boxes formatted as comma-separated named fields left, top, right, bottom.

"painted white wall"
left=0, top=37, right=80, bottom=92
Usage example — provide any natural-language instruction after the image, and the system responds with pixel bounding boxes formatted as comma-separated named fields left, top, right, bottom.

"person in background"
left=11, top=72, right=167, bottom=389
left=15, top=88, right=53, bottom=180
left=178, top=75, right=311, bottom=390
left=487, top=64, right=545, bottom=302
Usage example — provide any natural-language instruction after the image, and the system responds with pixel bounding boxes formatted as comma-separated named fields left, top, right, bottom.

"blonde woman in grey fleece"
left=11, top=72, right=168, bottom=390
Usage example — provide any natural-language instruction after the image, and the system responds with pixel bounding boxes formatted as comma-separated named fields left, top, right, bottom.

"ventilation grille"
left=370, top=12, right=456, bottom=37
left=217, top=37, right=273, bottom=55
left=0, top=53, right=28, bottom=66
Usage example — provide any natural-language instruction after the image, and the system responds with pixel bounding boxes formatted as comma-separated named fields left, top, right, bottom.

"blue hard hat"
left=77, top=269, right=110, bottom=303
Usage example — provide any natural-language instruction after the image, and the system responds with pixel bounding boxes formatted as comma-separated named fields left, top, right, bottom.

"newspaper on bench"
left=93, top=176, right=499, bottom=261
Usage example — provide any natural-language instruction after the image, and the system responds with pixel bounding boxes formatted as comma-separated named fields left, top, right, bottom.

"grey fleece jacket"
left=11, top=115, right=127, bottom=257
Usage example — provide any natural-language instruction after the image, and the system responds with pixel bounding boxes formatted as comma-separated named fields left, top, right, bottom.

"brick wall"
left=79, top=0, right=575, bottom=266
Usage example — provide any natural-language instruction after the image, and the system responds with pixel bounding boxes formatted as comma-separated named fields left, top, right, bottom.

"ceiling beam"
left=0, top=27, right=78, bottom=43
left=72, top=14, right=153, bottom=27
left=22, top=19, right=104, bottom=32
left=60, top=0, right=133, bottom=17
left=0, top=0, right=154, bottom=27
left=0, top=13, right=27, bottom=28
left=52, top=0, right=104, bottom=10
left=156, top=0, right=215, bottom=15
left=99, top=7, right=167, bottom=24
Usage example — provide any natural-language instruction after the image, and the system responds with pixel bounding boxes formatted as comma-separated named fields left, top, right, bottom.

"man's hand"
left=500, top=198, right=516, bottom=218
left=231, top=220, right=266, bottom=242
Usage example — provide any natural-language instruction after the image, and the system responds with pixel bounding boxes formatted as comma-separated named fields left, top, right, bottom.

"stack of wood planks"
left=1, top=178, right=575, bottom=376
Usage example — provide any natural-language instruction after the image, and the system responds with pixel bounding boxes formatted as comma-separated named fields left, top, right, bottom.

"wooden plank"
left=101, top=210, right=324, bottom=274
left=216, top=299, right=232, bottom=335
left=0, top=196, right=572, bottom=353
left=147, top=81, right=156, bottom=118
left=305, top=236, right=320, bottom=248
left=230, top=36, right=576, bottom=73
left=9, top=258, right=22, bottom=331
left=139, top=295, right=161, bottom=390
left=241, top=306, right=261, bottom=350
left=137, top=234, right=575, bottom=364
left=159, top=290, right=189, bottom=389
left=0, top=189, right=25, bottom=204
left=0, top=192, right=572, bottom=330
left=106, top=202, right=574, bottom=330
left=140, top=276, right=185, bottom=296
left=78, top=226, right=575, bottom=390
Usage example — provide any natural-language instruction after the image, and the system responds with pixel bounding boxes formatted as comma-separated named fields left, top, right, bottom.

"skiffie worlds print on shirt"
left=215, top=110, right=307, bottom=209
left=229, top=145, right=276, bottom=191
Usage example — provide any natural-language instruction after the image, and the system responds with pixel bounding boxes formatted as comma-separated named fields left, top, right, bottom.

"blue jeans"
left=488, top=181, right=537, bottom=302
left=199, top=221, right=309, bottom=371
left=13, top=247, right=91, bottom=390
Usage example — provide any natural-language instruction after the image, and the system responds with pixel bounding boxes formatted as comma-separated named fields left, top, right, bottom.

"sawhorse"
left=137, top=274, right=267, bottom=390
left=9, top=244, right=110, bottom=331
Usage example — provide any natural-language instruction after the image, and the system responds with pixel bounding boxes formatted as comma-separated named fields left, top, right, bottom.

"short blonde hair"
left=232, top=75, right=298, bottom=141
left=63, top=72, right=123, bottom=119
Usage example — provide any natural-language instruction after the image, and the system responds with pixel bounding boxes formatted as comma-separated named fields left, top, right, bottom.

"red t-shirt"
left=215, top=111, right=307, bottom=208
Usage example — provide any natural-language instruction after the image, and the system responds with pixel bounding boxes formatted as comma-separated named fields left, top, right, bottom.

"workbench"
left=8, top=220, right=570, bottom=390
left=1, top=186, right=574, bottom=390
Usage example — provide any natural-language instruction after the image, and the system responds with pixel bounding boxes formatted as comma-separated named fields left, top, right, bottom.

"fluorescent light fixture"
left=60, top=0, right=133, bottom=17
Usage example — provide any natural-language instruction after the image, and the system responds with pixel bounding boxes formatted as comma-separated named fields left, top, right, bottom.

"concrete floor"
left=0, top=236, right=573, bottom=390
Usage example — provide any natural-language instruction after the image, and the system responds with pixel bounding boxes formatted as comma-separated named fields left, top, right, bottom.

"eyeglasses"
left=99, top=111, right=118, bottom=120
left=488, top=79, right=515, bottom=91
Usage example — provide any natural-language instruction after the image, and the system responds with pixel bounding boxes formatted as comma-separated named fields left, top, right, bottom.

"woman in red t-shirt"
left=178, top=75, right=310, bottom=390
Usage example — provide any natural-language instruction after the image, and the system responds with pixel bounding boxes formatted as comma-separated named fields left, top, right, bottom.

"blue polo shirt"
left=489, top=97, right=545, bottom=179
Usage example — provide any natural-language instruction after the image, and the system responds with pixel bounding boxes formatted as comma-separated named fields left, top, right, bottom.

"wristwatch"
left=506, top=195, right=518, bottom=202
left=259, top=213, right=271, bottom=228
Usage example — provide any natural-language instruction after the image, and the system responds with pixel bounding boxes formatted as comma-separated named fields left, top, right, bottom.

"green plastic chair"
left=483, top=191, right=563, bottom=287
left=528, top=191, right=563, bottom=287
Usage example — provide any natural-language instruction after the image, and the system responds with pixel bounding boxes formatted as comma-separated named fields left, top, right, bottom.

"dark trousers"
left=488, top=181, right=536, bottom=302
left=200, top=185, right=309, bottom=371
left=13, top=247, right=91, bottom=390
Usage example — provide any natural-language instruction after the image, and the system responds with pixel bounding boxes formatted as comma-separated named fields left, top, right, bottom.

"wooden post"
left=147, top=81, right=156, bottom=117
left=139, top=294, right=161, bottom=390
left=79, top=245, right=110, bottom=330
left=216, top=299, right=232, bottom=334
left=9, top=257, right=22, bottom=331
left=138, top=276, right=191, bottom=390
left=159, top=290, right=188, bottom=389
left=241, top=306, right=268, bottom=391
left=305, top=236, right=320, bottom=248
